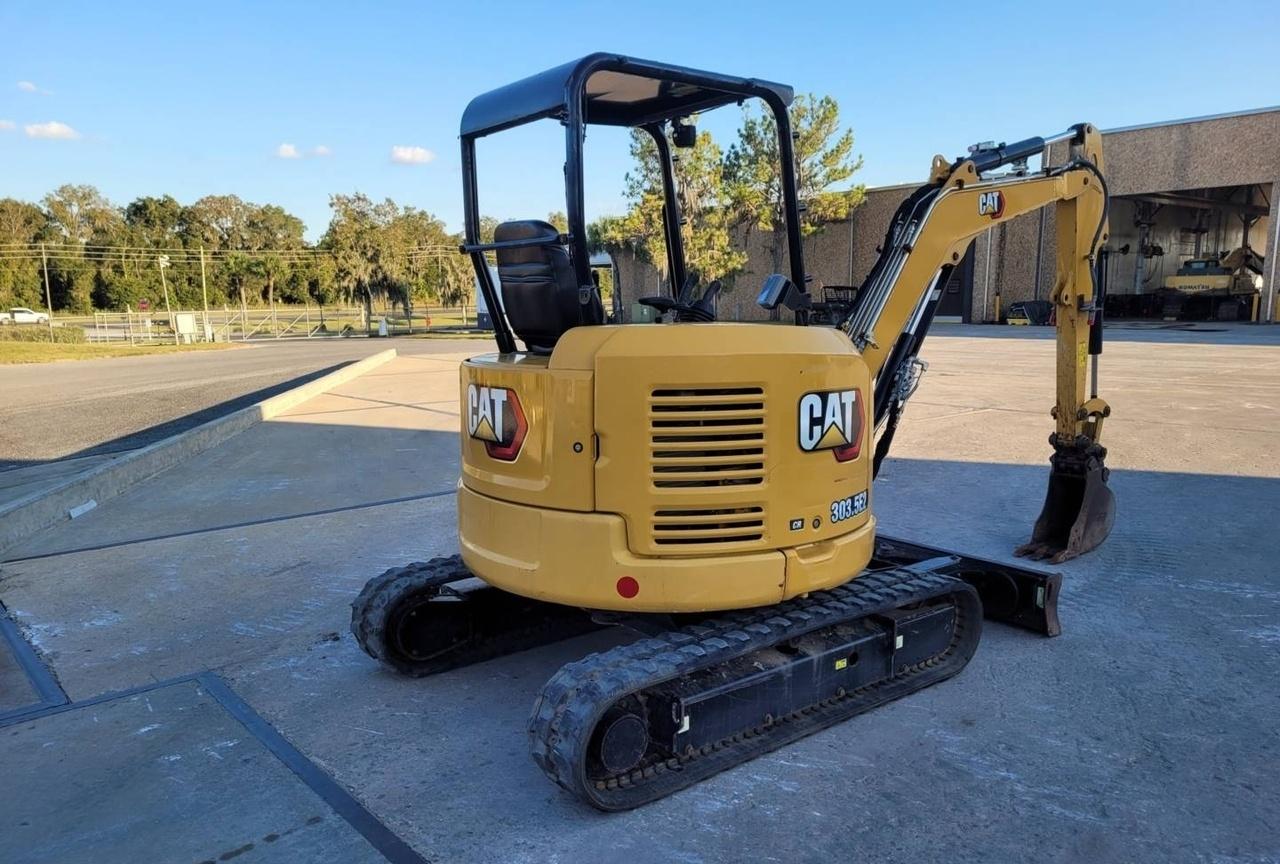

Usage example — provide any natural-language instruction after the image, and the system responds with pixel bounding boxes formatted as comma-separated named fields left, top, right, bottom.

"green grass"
left=0, top=325, right=87, bottom=343
left=0, top=341, right=237, bottom=364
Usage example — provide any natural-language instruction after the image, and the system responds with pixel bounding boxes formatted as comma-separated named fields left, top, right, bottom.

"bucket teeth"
left=1016, top=437, right=1115, bottom=564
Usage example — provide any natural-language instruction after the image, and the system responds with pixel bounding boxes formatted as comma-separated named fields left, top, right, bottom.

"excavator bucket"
left=1015, top=439, right=1115, bottom=564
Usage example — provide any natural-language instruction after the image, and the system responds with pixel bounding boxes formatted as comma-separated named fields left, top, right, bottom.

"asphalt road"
left=0, top=336, right=484, bottom=469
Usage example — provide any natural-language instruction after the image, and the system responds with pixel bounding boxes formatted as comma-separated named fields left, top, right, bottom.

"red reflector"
left=616, top=576, right=639, bottom=599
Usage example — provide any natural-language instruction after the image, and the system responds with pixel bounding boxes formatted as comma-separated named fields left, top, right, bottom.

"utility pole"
left=158, top=255, right=178, bottom=345
left=270, top=262, right=278, bottom=338
left=199, top=246, right=211, bottom=342
left=199, top=246, right=209, bottom=314
left=39, top=243, right=54, bottom=337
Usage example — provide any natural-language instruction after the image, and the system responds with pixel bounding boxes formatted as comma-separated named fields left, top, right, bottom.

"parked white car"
left=0, top=307, right=50, bottom=325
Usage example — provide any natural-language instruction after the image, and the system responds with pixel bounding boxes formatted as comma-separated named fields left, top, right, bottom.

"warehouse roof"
left=1105, top=105, right=1280, bottom=135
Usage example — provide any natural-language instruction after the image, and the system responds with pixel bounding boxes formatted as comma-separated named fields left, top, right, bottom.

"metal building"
left=848, top=107, right=1278, bottom=324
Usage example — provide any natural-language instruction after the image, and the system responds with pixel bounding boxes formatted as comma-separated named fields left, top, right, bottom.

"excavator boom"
left=840, top=123, right=1115, bottom=562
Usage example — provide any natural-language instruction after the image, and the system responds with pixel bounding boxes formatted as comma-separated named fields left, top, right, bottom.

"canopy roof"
left=460, top=53, right=794, bottom=138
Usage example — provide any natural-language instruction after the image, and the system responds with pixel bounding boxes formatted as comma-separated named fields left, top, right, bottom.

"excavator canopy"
left=458, top=53, right=808, bottom=355
left=459, top=53, right=793, bottom=137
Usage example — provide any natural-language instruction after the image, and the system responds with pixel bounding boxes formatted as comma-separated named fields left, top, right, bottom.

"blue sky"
left=2, top=0, right=1276, bottom=241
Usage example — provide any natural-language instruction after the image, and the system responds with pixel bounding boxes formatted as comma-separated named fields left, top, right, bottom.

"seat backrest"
left=494, top=220, right=603, bottom=354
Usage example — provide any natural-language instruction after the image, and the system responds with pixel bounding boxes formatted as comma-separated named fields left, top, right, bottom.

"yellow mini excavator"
left=352, top=53, right=1116, bottom=810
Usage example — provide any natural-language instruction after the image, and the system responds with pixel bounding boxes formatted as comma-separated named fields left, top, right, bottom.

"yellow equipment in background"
left=1161, top=246, right=1265, bottom=320
left=1163, top=246, right=1265, bottom=295
left=352, top=54, right=1116, bottom=811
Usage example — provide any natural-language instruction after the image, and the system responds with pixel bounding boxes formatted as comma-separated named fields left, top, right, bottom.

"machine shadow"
left=874, top=455, right=1276, bottom=583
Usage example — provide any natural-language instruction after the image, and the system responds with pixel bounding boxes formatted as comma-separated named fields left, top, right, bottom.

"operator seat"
left=494, top=219, right=603, bottom=354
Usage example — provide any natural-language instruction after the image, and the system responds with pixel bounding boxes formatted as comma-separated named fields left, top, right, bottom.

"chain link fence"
left=47, top=304, right=477, bottom=344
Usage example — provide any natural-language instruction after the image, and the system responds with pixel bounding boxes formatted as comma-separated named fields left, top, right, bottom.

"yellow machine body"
left=458, top=323, right=875, bottom=612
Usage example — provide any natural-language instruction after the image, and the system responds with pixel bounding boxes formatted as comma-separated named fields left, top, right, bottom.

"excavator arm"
left=840, top=123, right=1114, bottom=562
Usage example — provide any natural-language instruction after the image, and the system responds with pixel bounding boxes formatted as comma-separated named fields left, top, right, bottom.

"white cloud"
left=312, top=144, right=332, bottom=157
left=276, top=143, right=301, bottom=159
left=0, top=120, right=14, bottom=131
left=25, top=121, right=80, bottom=140
left=390, top=145, right=434, bottom=165
left=17, top=80, right=38, bottom=93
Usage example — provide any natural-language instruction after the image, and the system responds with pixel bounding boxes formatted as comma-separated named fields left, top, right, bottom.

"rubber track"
left=528, top=568, right=982, bottom=810
left=350, top=557, right=473, bottom=676
left=351, top=555, right=600, bottom=677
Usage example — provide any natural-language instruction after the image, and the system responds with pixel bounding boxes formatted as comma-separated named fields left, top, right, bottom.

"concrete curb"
left=0, top=348, right=398, bottom=558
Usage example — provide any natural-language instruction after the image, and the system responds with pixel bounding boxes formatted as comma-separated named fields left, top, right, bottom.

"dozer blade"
left=1015, top=437, right=1115, bottom=564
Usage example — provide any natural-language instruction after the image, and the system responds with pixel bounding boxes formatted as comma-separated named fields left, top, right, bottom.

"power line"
left=0, top=242, right=461, bottom=265
left=0, top=242, right=459, bottom=253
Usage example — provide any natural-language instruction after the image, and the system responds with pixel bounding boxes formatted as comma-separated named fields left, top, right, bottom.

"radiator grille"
left=648, top=387, right=766, bottom=489
left=652, top=506, right=765, bottom=546
left=647, top=386, right=766, bottom=548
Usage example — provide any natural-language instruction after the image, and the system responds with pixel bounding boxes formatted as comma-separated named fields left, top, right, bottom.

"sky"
left=1, top=0, right=1277, bottom=241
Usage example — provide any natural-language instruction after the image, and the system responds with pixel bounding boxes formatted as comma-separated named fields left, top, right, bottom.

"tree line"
left=0, top=93, right=863, bottom=317
left=0, top=188, right=475, bottom=318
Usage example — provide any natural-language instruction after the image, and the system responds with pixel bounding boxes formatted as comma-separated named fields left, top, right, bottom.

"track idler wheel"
left=1016, top=435, right=1115, bottom=563
left=591, top=704, right=651, bottom=777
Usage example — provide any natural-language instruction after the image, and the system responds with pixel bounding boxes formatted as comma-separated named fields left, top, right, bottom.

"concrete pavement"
left=3, top=678, right=388, bottom=864
left=1, top=326, right=1277, bottom=863
left=0, top=337, right=478, bottom=545
left=0, top=336, right=480, bottom=469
